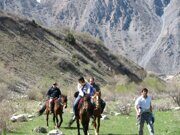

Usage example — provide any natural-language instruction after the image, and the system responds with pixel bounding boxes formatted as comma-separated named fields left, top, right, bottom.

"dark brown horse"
left=92, top=92, right=102, bottom=135
left=45, top=95, right=67, bottom=128
left=76, top=95, right=91, bottom=135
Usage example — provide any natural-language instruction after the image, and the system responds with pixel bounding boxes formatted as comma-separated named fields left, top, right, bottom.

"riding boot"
left=68, top=115, right=76, bottom=128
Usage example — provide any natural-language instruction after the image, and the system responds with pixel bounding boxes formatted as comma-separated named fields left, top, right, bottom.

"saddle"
left=49, top=97, right=58, bottom=113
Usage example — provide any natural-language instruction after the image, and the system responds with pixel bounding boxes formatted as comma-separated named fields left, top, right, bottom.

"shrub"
left=0, top=83, right=8, bottom=102
left=0, top=101, right=16, bottom=133
left=169, top=88, right=180, bottom=107
left=116, top=104, right=131, bottom=115
left=65, top=32, right=76, bottom=45
left=27, top=89, right=43, bottom=101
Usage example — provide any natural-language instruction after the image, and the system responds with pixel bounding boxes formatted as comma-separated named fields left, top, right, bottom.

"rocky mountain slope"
left=0, top=11, right=146, bottom=95
left=0, top=0, right=179, bottom=75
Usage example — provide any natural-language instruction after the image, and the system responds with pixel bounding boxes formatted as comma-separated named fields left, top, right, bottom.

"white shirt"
left=77, top=82, right=91, bottom=97
left=135, top=95, right=151, bottom=112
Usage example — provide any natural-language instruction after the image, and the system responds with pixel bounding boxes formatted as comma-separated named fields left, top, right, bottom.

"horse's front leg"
left=93, top=117, right=97, bottom=134
left=76, top=118, right=80, bottom=135
left=46, top=112, right=49, bottom=127
left=97, top=117, right=100, bottom=135
left=53, top=113, right=58, bottom=128
left=58, top=113, right=63, bottom=128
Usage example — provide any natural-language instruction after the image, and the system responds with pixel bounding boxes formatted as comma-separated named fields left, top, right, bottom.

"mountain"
left=0, top=11, right=146, bottom=95
left=0, top=0, right=179, bottom=75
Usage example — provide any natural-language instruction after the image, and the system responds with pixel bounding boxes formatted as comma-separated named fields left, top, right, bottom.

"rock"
left=173, top=107, right=180, bottom=111
left=28, top=115, right=34, bottom=118
left=101, top=115, right=109, bottom=120
left=115, top=112, right=121, bottom=116
left=48, top=129, right=63, bottom=135
left=110, top=111, right=115, bottom=116
left=10, top=114, right=28, bottom=122
left=33, top=126, right=47, bottom=133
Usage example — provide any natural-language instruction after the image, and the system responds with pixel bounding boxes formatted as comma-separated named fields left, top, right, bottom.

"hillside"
left=0, top=0, right=179, bottom=75
left=0, top=11, right=146, bottom=97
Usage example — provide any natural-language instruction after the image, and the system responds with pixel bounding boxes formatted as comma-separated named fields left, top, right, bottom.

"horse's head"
left=61, top=95, right=68, bottom=109
left=93, top=92, right=101, bottom=109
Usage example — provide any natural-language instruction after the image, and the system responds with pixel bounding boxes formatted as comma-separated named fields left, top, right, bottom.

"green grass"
left=115, top=82, right=137, bottom=93
left=142, top=75, right=166, bottom=92
left=8, top=110, right=180, bottom=135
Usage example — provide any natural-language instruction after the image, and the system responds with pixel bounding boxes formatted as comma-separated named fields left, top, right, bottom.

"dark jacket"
left=91, top=83, right=100, bottom=92
left=47, top=86, right=61, bottom=98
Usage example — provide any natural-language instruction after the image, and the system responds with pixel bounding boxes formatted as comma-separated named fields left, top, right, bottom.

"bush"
left=0, top=83, right=8, bottom=102
left=116, top=104, right=131, bottom=115
left=65, top=32, right=76, bottom=45
left=169, top=89, right=180, bottom=107
left=27, top=89, right=43, bottom=101
left=0, top=119, right=6, bottom=135
left=0, top=101, right=16, bottom=133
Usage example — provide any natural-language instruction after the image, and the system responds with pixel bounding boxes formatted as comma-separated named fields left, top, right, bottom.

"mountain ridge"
left=0, top=11, right=146, bottom=96
left=0, top=0, right=179, bottom=75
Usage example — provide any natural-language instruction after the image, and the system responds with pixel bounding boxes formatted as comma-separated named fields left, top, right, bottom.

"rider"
left=89, top=77, right=106, bottom=114
left=73, top=76, right=95, bottom=116
left=38, top=82, right=61, bottom=115
left=47, top=82, right=61, bottom=113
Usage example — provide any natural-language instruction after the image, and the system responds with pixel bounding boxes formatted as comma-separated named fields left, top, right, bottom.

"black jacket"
left=91, top=83, right=100, bottom=92
left=47, top=87, right=61, bottom=98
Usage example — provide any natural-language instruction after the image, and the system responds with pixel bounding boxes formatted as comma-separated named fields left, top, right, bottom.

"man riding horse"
left=47, top=82, right=61, bottom=113
left=69, top=76, right=106, bottom=127
left=89, top=77, right=106, bottom=114
left=73, top=77, right=95, bottom=117
left=38, top=82, right=61, bottom=115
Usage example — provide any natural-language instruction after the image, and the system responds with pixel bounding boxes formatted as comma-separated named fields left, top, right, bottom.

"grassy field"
left=8, top=109, right=180, bottom=135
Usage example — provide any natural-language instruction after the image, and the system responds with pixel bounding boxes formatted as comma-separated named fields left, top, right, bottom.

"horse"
left=76, top=95, right=92, bottom=135
left=92, top=91, right=102, bottom=135
left=45, top=95, right=67, bottom=128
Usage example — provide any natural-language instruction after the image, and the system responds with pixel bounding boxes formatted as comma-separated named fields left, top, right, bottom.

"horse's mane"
left=61, top=94, right=67, bottom=102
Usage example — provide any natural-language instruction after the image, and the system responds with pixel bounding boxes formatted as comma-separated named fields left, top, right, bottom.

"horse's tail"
left=38, top=104, right=46, bottom=116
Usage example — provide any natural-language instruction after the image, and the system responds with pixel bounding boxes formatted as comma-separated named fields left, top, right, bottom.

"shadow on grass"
left=8, top=131, right=26, bottom=135
left=62, top=126, right=137, bottom=135
left=63, top=126, right=93, bottom=131
left=66, top=133, right=137, bottom=135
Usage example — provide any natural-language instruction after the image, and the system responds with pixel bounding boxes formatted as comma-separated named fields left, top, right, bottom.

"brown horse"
left=76, top=95, right=91, bottom=135
left=92, top=92, right=102, bottom=135
left=45, top=95, right=67, bottom=128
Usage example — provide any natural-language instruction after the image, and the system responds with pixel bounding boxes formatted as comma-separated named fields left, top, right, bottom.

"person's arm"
left=77, top=83, right=83, bottom=97
left=46, top=88, right=51, bottom=98
left=135, top=105, right=140, bottom=117
left=58, top=88, right=61, bottom=95
left=57, top=88, right=61, bottom=98
left=135, top=98, right=140, bottom=117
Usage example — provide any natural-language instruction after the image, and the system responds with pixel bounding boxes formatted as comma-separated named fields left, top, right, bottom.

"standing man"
left=89, top=77, right=106, bottom=113
left=135, top=88, right=154, bottom=135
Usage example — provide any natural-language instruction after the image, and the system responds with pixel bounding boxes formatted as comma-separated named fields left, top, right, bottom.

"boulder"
left=10, top=114, right=28, bottom=122
left=173, top=107, right=180, bottom=111
left=101, top=115, right=109, bottom=120
left=115, top=112, right=121, bottom=116
left=28, top=114, right=34, bottom=118
left=33, top=126, right=47, bottom=133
